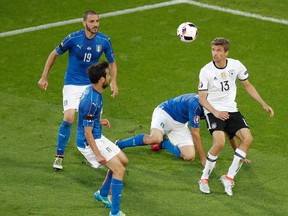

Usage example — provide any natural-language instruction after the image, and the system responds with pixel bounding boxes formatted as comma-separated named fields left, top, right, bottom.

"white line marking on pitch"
left=0, top=0, right=287, bottom=38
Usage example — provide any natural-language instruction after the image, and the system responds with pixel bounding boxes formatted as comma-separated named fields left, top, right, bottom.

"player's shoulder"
left=95, top=31, right=110, bottom=40
left=201, top=61, right=214, bottom=71
left=64, top=30, right=84, bottom=41
left=227, top=58, right=243, bottom=66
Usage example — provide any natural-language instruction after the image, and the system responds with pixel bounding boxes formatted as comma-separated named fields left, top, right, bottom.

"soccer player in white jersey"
left=38, top=10, right=118, bottom=170
left=198, top=37, right=274, bottom=196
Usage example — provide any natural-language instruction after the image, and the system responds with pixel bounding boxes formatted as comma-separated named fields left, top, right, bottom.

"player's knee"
left=114, top=165, right=126, bottom=177
left=181, top=153, right=195, bottom=161
left=147, top=136, right=163, bottom=144
left=214, top=141, right=225, bottom=149
left=243, top=134, right=253, bottom=147
left=122, top=157, right=128, bottom=167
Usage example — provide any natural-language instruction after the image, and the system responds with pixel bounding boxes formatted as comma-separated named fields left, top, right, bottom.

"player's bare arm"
left=191, top=127, right=206, bottom=166
left=241, top=80, right=274, bottom=117
left=38, top=50, right=60, bottom=90
left=109, top=62, right=118, bottom=97
left=198, top=90, right=229, bottom=121
left=84, top=126, right=106, bottom=164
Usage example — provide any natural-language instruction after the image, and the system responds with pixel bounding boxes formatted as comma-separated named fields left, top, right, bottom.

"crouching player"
left=76, top=61, right=127, bottom=216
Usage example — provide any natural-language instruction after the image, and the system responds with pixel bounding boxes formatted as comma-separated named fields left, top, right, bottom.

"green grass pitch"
left=0, top=0, right=287, bottom=215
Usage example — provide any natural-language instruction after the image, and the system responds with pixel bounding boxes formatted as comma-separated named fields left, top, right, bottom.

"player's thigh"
left=167, top=124, right=193, bottom=148
left=77, top=146, right=104, bottom=169
left=97, top=135, right=121, bottom=162
left=62, top=85, right=89, bottom=112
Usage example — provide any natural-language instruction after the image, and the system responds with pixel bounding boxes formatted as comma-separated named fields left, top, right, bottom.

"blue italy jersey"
left=159, top=94, right=203, bottom=128
left=76, top=85, right=103, bottom=148
left=56, top=30, right=115, bottom=86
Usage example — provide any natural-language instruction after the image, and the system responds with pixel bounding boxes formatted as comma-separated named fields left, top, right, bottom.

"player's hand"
left=38, top=77, right=48, bottom=90
left=263, top=104, right=274, bottom=117
left=214, top=111, right=229, bottom=121
left=110, top=81, right=118, bottom=97
left=242, top=158, right=251, bottom=164
left=96, top=154, right=106, bottom=165
left=100, top=119, right=110, bottom=128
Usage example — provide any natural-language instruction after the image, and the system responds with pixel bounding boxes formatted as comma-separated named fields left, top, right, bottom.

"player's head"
left=211, top=37, right=230, bottom=63
left=83, top=10, right=99, bottom=35
left=87, top=61, right=110, bottom=89
left=211, top=37, right=230, bottom=52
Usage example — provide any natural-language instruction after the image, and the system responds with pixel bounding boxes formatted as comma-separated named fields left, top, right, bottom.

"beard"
left=102, top=82, right=109, bottom=89
left=86, top=24, right=98, bottom=35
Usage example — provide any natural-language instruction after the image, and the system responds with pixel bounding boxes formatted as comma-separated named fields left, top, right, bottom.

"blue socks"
left=100, top=170, right=112, bottom=197
left=111, top=178, right=123, bottom=215
left=162, top=139, right=181, bottom=158
left=117, top=133, right=145, bottom=149
left=56, top=120, right=72, bottom=156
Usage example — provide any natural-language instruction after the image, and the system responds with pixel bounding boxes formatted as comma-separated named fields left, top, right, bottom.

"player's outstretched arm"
left=241, top=80, right=274, bottom=117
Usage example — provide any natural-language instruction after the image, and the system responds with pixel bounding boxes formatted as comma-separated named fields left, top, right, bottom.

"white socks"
left=201, top=153, right=218, bottom=180
left=227, top=148, right=247, bottom=179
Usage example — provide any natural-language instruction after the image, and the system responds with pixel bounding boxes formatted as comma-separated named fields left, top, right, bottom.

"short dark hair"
left=83, top=10, right=98, bottom=21
left=211, top=37, right=230, bottom=52
left=87, top=61, right=109, bottom=84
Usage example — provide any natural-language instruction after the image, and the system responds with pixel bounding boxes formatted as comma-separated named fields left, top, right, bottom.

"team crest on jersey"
left=96, top=45, right=102, bottom=52
left=194, top=116, right=200, bottom=124
left=228, top=69, right=235, bottom=77
left=221, top=72, right=226, bottom=79
left=211, top=122, right=217, bottom=129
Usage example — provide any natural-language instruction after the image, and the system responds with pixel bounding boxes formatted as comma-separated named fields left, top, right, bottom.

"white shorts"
left=77, top=135, right=121, bottom=169
left=151, top=107, right=194, bottom=148
left=62, top=85, right=90, bottom=112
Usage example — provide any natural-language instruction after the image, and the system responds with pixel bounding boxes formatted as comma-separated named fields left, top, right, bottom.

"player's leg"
left=199, top=130, right=225, bottom=194
left=105, top=156, right=126, bottom=216
left=115, top=133, right=145, bottom=149
left=221, top=112, right=252, bottom=196
left=202, top=130, right=226, bottom=177
left=228, top=135, right=251, bottom=164
left=53, top=85, right=88, bottom=170
left=179, top=145, right=195, bottom=160
left=116, top=107, right=166, bottom=149
left=100, top=136, right=127, bottom=215
left=226, top=128, right=252, bottom=179
left=161, top=121, right=195, bottom=160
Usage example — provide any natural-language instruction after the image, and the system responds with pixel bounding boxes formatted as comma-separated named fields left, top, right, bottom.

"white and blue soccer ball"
left=177, top=22, right=198, bottom=43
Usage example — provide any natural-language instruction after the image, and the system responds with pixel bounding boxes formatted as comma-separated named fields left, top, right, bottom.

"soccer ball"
left=177, top=22, right=198, bottom=43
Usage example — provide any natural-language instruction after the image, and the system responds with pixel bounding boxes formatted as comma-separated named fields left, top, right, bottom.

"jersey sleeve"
left=55, top=33, right=74, bottom=55
left=198, top=68, right=208, bottom=91
left=82, top=100, right=97, bottom=128
left=188, top=105, right=201, bottom=128
left=104, top=38, right=116, bottom=63
left=237, top=60, right=249, bottom=81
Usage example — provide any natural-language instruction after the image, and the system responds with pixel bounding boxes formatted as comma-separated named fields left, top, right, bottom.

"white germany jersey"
left=198, top=58, right=249, bottom=114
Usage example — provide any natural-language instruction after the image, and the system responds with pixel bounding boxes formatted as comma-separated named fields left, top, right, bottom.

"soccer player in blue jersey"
left=77, top=61, right=127, bottom=216
left=116, top=93, right=207, bottom=166
left=38, top=10, right=118, bottom=170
